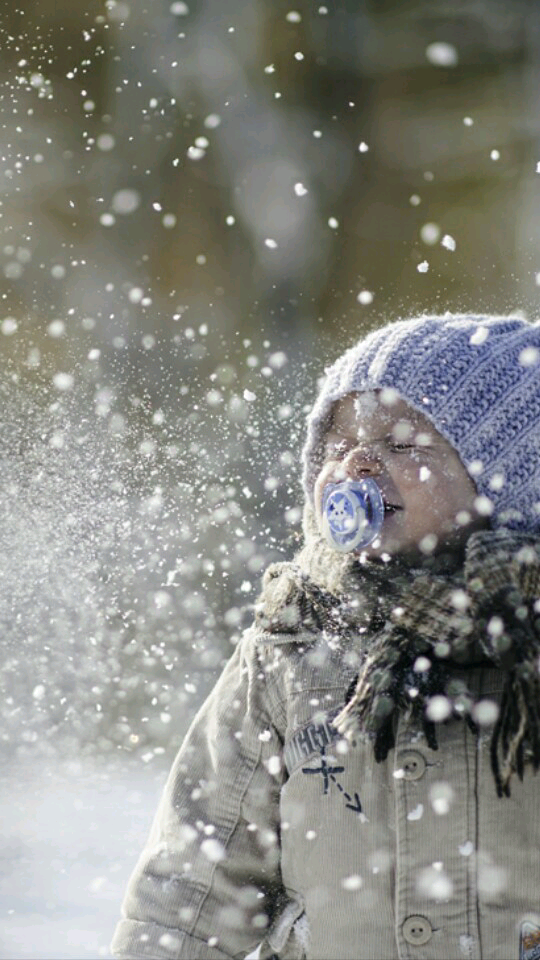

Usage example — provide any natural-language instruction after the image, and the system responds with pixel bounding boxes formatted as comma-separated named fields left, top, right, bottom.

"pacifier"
left=322, top=478, right=385, bottom=552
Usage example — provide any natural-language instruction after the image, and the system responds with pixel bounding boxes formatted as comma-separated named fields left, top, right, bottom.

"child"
left=112, top=314, right=540, bottom=960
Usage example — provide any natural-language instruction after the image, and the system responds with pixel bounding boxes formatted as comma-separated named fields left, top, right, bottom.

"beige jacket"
left=111, top=578, right=540, bottom=960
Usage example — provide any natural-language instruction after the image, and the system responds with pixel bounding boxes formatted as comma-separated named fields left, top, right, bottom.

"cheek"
left=403, top=465, right=450, bottom=515
left=313, top=464, right=335, bottom=512
left=400, top=459, right=434, bottom=491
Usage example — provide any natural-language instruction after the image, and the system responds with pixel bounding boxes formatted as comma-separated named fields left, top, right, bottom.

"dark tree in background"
left=1, top=0, right=539, bottom=762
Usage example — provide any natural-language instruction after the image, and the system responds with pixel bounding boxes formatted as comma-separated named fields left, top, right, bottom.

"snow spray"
left=322, top=478, right=385, bottom=552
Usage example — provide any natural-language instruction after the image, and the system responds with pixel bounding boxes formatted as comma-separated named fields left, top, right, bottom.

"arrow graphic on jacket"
left=302, top=747, right=366, bottom=818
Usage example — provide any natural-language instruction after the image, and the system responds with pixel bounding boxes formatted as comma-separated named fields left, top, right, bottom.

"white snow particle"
left=286, top=11, right=302, bottom=22
left=53, top=372, right=74, bottom=391
left=478, top=858, right=507, bottom=897
left=429, top=781, right=455, bottom=815
left=420, top=222, right=440, bottom=245
left=441, top=233, right=456, bottom=251
left=468, top=458, right=484, bottom=476
left=463, top=116, right=474, bottom=127
left=32, top=684, right=46, bottom=700
left=204, top=113, right=221, bottom=128
left=474, top=495, right=494, bottom=517
left=111, top=189, right=140, bottom=215
left=358, top=141, right=369, bottom=153
left=226, top=215, right=235, bottom=225
left=380, top=387, right=399, bottom=407
left=417, top=865, right=453, bottom=900
left=407, top=803, right=424, bottom=821
left=328, top=217, right=339, bottom=229
left=519, top=346, right=539, bottom=367
left=200, top=838, right=226, bottom=862
left=269, top=351, right=287, bottom=368
left=294, top=51, right=304, bottom=61
left=471, top=699, right=499, bottom=726
left=266, top=755, right=282, bottom=776
left=450, top=589, right=469, bottom=611
left=97, top=133, right=115, bottom=151
left=170, top=2, right=189, bottom=14
left=243, top=389, right=256, bottom=402
left=187, top=145, right=205, bottom=161
left=489, top=472, right=505, bottom=491
left=341, top=874, right=363, bottom=891
left=470, top=325, right=489, bottom=345
left=264, top=238, right=278, bottom=249
left=357, top=290, right=374, bottom=305
left=159, top=932, right=181, bottom=951
left=426, top=695, right=452, bottom=722
left=490, top=149, right=500, bottom=161
left=1, top=316, right=18, bottom=336
left=426, top=42, right=458, bottom=67
left=417, top=260, right=429, bottom=273
left=47, top=319, right=65, bottom=338
left=294, top=182, right=308, bottom=196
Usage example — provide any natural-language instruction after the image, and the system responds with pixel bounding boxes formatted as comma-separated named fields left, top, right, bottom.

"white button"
left=402, top=915, right=433, bottom=946
left=400, top=750, right=427, bottom=781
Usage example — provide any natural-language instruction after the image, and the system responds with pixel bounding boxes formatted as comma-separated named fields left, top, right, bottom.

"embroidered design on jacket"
left=284, top=714, right=340, bottom=772
left=520, top=921, right=540, bottom=960
left=284, top=712, right=367, bottom=818
left=302, top=746, right=364, bottom=816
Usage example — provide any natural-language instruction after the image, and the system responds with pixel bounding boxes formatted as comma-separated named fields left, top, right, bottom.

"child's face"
left=313, top=391, right=489, bottom=563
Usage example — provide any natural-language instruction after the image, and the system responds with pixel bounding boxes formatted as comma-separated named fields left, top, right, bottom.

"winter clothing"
left=334, top=529, right=540, bottom=798
left=111, top=529, right=540, bottom=960
left=112, top=314, right=540, bottom=960
left=302, top=314, right=540, bottom=533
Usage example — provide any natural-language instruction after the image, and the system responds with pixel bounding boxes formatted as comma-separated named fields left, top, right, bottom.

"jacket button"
left=402, top=915, right=433, bottom=946
left=399, top=750, right=427, bottom=781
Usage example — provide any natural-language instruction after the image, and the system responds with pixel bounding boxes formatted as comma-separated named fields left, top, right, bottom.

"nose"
left=341, top=446, right=383, bottom=479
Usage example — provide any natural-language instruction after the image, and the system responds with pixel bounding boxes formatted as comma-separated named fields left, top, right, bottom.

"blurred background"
left=1, top=0, right=540, bottom=956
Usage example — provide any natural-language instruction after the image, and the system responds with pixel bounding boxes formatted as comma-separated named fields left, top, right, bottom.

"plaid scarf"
left=257, top=523, right=540, bottom=798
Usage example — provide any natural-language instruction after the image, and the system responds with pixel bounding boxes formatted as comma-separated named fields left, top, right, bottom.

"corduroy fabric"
left=302, top=314, right=540, bottom=533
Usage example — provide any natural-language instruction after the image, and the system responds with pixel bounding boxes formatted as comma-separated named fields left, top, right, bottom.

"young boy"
left=112, top=314, right=540, bottom=960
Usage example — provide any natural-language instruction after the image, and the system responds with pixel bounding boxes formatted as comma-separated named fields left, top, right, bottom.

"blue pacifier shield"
left=322, top=478, right=385, bottom=552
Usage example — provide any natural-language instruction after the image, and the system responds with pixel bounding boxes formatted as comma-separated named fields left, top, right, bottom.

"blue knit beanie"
left=302, top=314, right=540, bottom=533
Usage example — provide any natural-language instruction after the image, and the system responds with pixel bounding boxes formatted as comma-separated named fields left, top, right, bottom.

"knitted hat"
left=302, top=314, right=540, bottom=533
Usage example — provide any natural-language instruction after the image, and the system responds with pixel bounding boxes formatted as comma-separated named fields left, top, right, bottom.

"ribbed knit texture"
left=302, top=314, right=540, bottom=533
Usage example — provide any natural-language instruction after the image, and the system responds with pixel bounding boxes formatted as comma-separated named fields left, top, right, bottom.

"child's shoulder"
left=251, top=558, right=359, bottom=650
left=253, top=561, right=315, bottom=638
